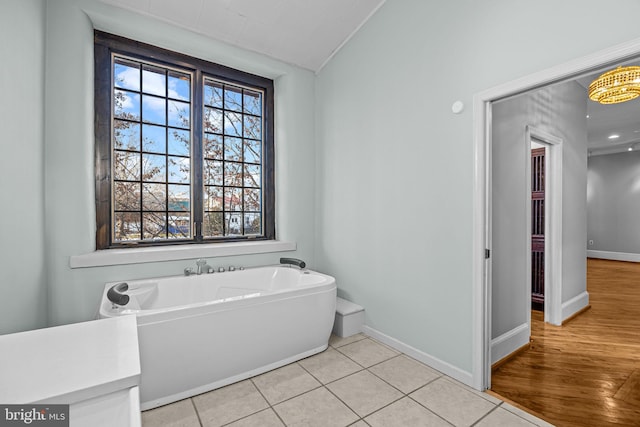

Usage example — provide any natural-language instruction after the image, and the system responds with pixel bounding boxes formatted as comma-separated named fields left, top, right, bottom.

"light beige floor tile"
left=273, top=387, right=359, bottom=427
left=478, top=390, right=504, bottom=405
left=368, top=355, right=441, bottom=394
left=410, top=377, right=496, bottom=426
left=365, top=397, right=451, bottom=427
left=226, top=408, right=285, bottom=427
left=501, top=403, right=556, bottom=427
left=252, top=362, right=321, bottom=405
left=192, top=380, right=269, bottom=427
left=149, top=337, right=529, bottom=427
left=329, top=333, right=367, bottom=348
left=475, top=407, right=539, bottom=426
left=327, top=370, right=403, bottom=417
left=299, top=347, right=362, bottom=384
left=141, top=398, right=200, bottom=427
left=443, top=377, right=502, bottom=405
left=337, top=338, right=399, bottom=368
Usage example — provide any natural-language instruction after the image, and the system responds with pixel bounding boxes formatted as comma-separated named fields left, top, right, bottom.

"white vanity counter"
left=0, top=315, right=141, bottom=426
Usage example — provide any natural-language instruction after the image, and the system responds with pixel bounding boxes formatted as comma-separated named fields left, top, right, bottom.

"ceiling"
left=100, top=0, right=386, bottom=72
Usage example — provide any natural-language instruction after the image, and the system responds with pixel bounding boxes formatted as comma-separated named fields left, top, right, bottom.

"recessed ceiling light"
left=629, top=147, right=633, bottom=151
left=608, top=134, right=620, bottom=139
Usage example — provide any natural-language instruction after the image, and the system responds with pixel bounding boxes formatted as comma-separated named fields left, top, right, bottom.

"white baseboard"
left=361, top=325, right=474, bottom=389
left=562, top=291, right=589, bottom=322
left=587, top=250, right=640, bottom=263
left=490, top=323, right=529, bottom=365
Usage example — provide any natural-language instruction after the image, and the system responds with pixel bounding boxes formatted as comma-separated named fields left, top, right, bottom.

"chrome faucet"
left=184, top=259, right=213, bottom=276
left=196, top=258, right=213, bottom=275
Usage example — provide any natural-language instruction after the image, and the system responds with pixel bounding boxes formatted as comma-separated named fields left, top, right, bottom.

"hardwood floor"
left=490, top=258, right=640, bottom=427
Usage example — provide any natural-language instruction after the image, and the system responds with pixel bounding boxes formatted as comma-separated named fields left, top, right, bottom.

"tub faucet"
left=196, top=259, right=213, bottom=275
left=280, top=257, right=306, bottom=269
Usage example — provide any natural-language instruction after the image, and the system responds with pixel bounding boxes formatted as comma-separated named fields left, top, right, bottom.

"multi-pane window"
left=112, top=57, right=193, bottom=242
left=202, top=79, right=264, bottom=237
left=94, top=31, right=274, bottom=249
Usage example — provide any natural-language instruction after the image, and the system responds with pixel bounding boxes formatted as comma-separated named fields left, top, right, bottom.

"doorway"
left=471, top=38, right=640, bottom=391
left=530, top=145, right=545, bottom=311
left=526, top=128, right=562, bottom=327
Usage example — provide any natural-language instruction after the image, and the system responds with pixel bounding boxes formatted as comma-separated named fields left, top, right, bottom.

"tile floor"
left=141, top=334, right=554, bottom=427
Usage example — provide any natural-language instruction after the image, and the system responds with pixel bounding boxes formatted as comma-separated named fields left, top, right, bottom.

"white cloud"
left=143, top=69, right=165, bottom=96
left=115, top=67, right=140, bottom=91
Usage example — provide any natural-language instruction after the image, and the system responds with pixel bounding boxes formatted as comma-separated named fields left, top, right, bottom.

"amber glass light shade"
left=589, top=66, right=640, bottom=104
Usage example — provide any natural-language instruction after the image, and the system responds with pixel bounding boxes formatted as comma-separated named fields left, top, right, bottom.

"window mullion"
left=221, top=86, right=227, bottom=237
left=192, top=70, right=204, bottom=241
left=164, top=69, right=169, bottom=241
left=240, top=89, right=245, bottom=236
left=137, top=62, right=144, bottom=241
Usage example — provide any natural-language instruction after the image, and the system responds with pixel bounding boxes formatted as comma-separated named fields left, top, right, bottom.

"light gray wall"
left=40, top=0, right=316, bottom=327
left=314, top=0, right=622, bottom=376
left=0, top=0, right=47, bottom=334
left=491, top=82, right=588, bottom=339
left=588, top=151, right=640, bottom=253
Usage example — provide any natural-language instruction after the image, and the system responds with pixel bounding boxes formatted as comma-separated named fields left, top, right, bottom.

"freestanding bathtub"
left=98, top=264, right=336, bottom=410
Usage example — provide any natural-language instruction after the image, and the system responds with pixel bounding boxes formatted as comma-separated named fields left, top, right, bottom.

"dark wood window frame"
left=94, top=30, right=275, bottom=249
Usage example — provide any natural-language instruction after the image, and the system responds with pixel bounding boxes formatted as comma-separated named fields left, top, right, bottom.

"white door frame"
left=471, top=37, right=640, bottom=390
left=526, top=127, right=563, bottom=327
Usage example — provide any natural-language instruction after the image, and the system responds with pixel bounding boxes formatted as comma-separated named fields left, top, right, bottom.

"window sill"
left=69, top=240, right=296, bottom=269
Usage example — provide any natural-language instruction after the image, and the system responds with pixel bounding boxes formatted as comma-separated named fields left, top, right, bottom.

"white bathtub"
left=98, top=265, right=336, bottom=410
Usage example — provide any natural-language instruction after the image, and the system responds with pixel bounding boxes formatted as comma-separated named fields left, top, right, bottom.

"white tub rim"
left=98, top=265, right=336, bottom=322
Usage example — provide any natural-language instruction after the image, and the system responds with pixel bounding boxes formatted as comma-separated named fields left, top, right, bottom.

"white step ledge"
left=70, top=240, right=296, bottom=268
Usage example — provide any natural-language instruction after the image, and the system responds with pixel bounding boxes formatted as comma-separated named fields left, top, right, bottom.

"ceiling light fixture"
left=588, top=66, right=640, bottom=104
left=608, top=134, right=620, bottom=139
